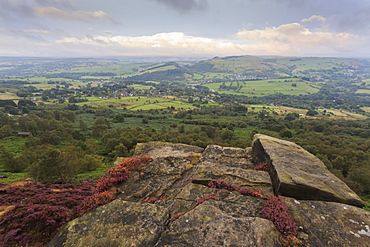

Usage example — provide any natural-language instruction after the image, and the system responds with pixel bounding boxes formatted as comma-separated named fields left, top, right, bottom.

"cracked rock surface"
left=49, top=137, right=370, bottom=247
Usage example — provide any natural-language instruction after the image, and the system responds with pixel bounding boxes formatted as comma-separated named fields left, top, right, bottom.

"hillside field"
left=204, top=78, right=320, bottom=96
left=76, top=96, right=198, bottom=111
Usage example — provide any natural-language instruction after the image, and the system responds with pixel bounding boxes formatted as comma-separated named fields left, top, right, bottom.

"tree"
left=142, top=118, right=149, bottom=124
left=284, top=113, right=299, bottom=121
left=112, top=114, right=125, bottom=123
left=91, top=117, right=110, bottom=137
left=79, top=154, right=102, bottom=172
left=178, top=124, right=185, bottom=133
left=0, top=145, right=26, bottom=172
left=347, top=165, right=370, bottom=194
left=0, top=125, right=13, bottom=138
left=280, top=129, right=293, bottom=138
left=28, top=146, right=80, bottom=183
left=79, top=119, right=88, bottom=131
left=306, top=110, right=318, bottom=116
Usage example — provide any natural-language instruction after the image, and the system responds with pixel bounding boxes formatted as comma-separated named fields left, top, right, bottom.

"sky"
left=1, top=0, right=370, bottom=58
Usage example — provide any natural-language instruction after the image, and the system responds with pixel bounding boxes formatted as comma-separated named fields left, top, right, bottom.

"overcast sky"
left=2, top=0, right=370, bottom=58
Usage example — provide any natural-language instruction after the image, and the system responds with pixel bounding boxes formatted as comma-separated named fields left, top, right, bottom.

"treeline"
left=0, top=103, right=370, bottom=196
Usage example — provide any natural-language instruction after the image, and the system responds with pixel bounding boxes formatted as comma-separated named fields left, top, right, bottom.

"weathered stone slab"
left=155, top=202, right=282, bottom=247
left=48, top=199, right=169, bottom=247
left=252, top=134, right=365, bottom=207
left=193, top=161, right=272, bottom=188
left=200, top=145, right=254, bottom=169
left=117, top=156, right=193, bottom=202
left=285, top=197, right=370, bottom=247
left=134, top=142, right=203, bottom=159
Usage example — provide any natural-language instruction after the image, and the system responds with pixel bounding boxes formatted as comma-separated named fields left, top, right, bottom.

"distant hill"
left=186, top=55, right=370, bottom=80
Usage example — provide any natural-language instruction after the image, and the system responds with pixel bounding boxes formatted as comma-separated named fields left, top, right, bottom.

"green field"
left=356, top=89, right=370, bottom=94
left=131, top=84, right=153, bottom=90
left=57, top=64, right=148, bottom=75
left=0, top=92, right=22, bottom=100
left=76, top=96, right=196, bottom=111
left=204, top=79, right=320, bottom=96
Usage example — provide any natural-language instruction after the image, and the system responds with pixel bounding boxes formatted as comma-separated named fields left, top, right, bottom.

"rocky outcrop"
left=252, top=134, right=365, bottom=207
left=49, top=200, right=169, bottom=247
left=49, top=137, right=370, bottom=247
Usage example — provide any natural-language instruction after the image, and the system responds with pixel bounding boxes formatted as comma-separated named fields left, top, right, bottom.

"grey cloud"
left=34, top=0, right=75, bottom=10
left=276, top=0, right=306, bottom=8
left=336, top=7, right=370, bottom=34
left=0, top=0, right=75, bottom=21
left=1, top=0, right=116, bottom=24
left=0, top=1, right=34, bottom=20
left=1, top=28, right=47, bottom=42
left=154, top=0, right=208, bottom=13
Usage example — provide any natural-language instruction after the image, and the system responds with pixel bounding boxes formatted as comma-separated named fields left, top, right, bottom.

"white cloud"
left=26, top=29, right=51, bottom=34
left=55, top=32, right=239, bottom=56
left=301, top=15, right=327, bottom=23
left=53, top=26, right=361, bottom=56
left=235, top=23, right=358, bottom=55
left=0, top=22, right=365, bottom=57
left=74, top=10, right=116, bottom=23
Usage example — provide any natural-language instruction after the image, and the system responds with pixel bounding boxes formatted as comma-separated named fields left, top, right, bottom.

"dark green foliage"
left=112, top=114, right=125, bottom=123
left=18, top=99, right=36, bottom=107
left=0, top=100, right=16, bottom=107
left=280, top=129, right=293, bottom=138
left=0, top=145, right=26, bottom=172
left=306, top=110, right=319, bottom=116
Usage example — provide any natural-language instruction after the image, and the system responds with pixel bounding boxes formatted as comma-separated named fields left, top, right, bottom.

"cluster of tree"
left=0, top=109, right=102, bottom=183
left=0, top=99, right=37, bottom=115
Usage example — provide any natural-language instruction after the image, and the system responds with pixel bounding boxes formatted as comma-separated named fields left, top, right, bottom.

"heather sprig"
left=253, top=162, right=270, bottom=173
left=207, top=180, right=264, bottom=199
left=260, top=196, right=299, bottom=236
left=95, top=156, right=152, bottom=193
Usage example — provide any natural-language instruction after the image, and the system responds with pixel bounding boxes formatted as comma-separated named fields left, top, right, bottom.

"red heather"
left=145, top=197, right=160, bottom=204
left=253, top=162, right=270, bottom=172
left=95, top=156, right=152, bottom=193
left=207, top=180, right=263, bottom=199
left=76, top=191, right=114, bottom=216
left=260, top=196, right=299, bottom=236
left=78, top=156, right=153, bottom=215
left=194, top=192, right=216, bottom=207
left=0, top=156, right=153, bottom=247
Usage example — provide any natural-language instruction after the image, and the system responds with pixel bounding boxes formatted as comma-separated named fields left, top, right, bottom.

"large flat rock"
left=134, top=142, right=203, bottom=159
left=48, top=199, right=169, bottom=247
left=285, top=198, right=370, bottom=246
left=252, top=134, right=365, bottom=207
left=155, top=202, right=282, bottom=247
